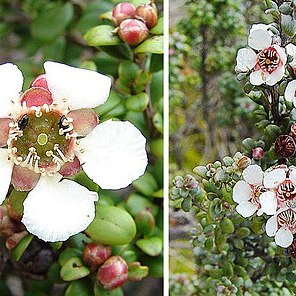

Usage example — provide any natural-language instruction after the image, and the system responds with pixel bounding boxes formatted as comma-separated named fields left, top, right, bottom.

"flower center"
left=257, top=47, right=280, bottom=74
left=278, top=209, right=296, bottom=232
left=250, top=184, right=266, bottom=205
left=7, top=106, right=76, bottom=176
left=277, top=181, right=296, bottom=203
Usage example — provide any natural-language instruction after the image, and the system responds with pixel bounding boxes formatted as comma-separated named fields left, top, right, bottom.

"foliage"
left=0, top=0, right=163, bottom=295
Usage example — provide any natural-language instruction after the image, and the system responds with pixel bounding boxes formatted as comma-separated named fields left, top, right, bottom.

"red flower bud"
left=82, top=243, right=111, bottom=269
left=275, top=135, right=296, bottom=158
left=135, top=3, right=158, bottom=29
left=112, top=2, right=136, bottom=26
left=118, top=19, right=149, bottom=46
left=97, top=256, right=128, bottom=290
left=252, top=147, right=264, bottom=160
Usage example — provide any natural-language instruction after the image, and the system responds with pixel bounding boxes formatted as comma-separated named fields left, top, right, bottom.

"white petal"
left=259, top=191, right=277, bottom=215
left=22, top=174, right=98, bottom=242
left=250, top=69, right=269, bottom=85
left=265, top=215, right=278, bottom=236
left=284, top=80, right=296, bottom=102
left=250, top=24, right=271, bottom=34
left=78, top=120, right=148, bottom=190
left=236, top=48, right=257, bottom=72
left=44, top=61, right=112, bottom=110
left=289, top=168, right=296, bottom=184
left=0, top=63, right=23, bottom=117
left=236, top=202, right=258, bottom=217
left=242, top=164, right=263, bottom=185
left=248, top=29, right=272, bottom=50
left=266, top=65, right=285, bottom=86
left=232, top=180, right=252, bottom=203
left=0, top=149, right=13, bottom=204
left=275, top=227, right=293, bottom=248
left=264, top=168, right=286, bottom=189
left=286, top=43, right=296, bottom=68
left=273, top=45, right=287, bottom=65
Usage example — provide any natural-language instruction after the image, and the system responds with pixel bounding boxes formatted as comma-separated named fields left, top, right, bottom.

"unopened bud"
left=82, top=243, right=111, bottom=269
left=118, top=19, right=149, bottom=46
left=112, top=2, right=136, bottom=26
left=135, top=3, right=158, bottom=29
left=275, top=135, right=296, bottom=158
left=183, top=174, right=198, bottom=189
left=252, top=147, right=264, bottom=160
left=97, top=256, right=128, bottom=290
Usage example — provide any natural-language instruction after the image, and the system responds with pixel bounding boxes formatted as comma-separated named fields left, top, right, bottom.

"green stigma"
left=37, top=133, right=48, bottom=146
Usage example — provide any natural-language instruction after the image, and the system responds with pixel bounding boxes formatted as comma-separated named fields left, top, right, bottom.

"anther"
left=18, top=114, right=29, bottom=130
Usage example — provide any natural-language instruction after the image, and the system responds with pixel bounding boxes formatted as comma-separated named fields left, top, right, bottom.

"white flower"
left=236, top=24, right=287, bottom=86
left=284, top=80, right=296, bottom=106
left=286, top=43, right=296, bottom=70
left=232, top=164, right=276, bottom=217
left=0, top=62, right=148, bottom=242
left=266, top=207, right=296, bottom=248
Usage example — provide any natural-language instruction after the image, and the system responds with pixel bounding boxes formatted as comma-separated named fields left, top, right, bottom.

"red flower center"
left=277, top=180, right=296, bottom=202
left=257, top=47, right=280, bottom=74
left=250, top=184, right=266, bottom=205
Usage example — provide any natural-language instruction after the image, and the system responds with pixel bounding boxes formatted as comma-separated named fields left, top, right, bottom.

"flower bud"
left=82, top=243, right=111, bottom=269
left=112, top=2, right=136, bottom=26
left=135, top=4, right=158, bottom=29
left=252, top=147, right=264, bottom=160
left=97, top=256, right=128, bottom=290
left=118, top=19, right=149, bottom=46
left=275, top=135, right=296, bottom=158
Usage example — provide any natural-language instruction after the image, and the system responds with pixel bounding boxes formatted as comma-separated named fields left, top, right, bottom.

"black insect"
left=58, top=115, right=69, bottom=130
left=18, top=114, right=29, bottom=130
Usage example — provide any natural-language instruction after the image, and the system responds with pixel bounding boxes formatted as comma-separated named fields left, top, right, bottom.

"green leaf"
left=59, top=248, right=83, bottom=266
left=128, top=262, right=149, bottom=281
left=281, top=14, right=296, bottom=37
left=126, top=92, right=149, bottom=112
left=65, top=279, right=93, bottom=296
left=152, top=112, right=163, bottom=133
left=265, top=124, right=282, bottom=140
left=84, top=25, right=122, bottom=46
left=136, top=237, right=162, bottom=256
left=135, top=210, right=155, bottom=236
left=134, top=36, right=163, bottom=54
left=8, top=190, right=28, bottom=217
left=220, top=218, right=235, bottom=234
left=11, top=234, right=33, bottom=262
left=236, top=227, right=251, bottom=239
left=150, top=17, right=163, bottom=35
left=95, top=90, right=122, bottom=116
left=86, top=206, right=136, bottom=246
left=118, top=61, right=140, bottom=86
left=133, top=71, right=152, bottom=93
left=60, top=257, right=90, bottom=281
left=126, top=193, right=158, bottom=217
left=31, top=3, right=74, bottom=42
left=222, top=261, right=234, bottom=278
left=132, top=172, right=159, bottom=196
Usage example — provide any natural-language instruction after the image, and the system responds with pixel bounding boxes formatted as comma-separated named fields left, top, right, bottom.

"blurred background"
left=169, top=0, right=272, bottom=292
